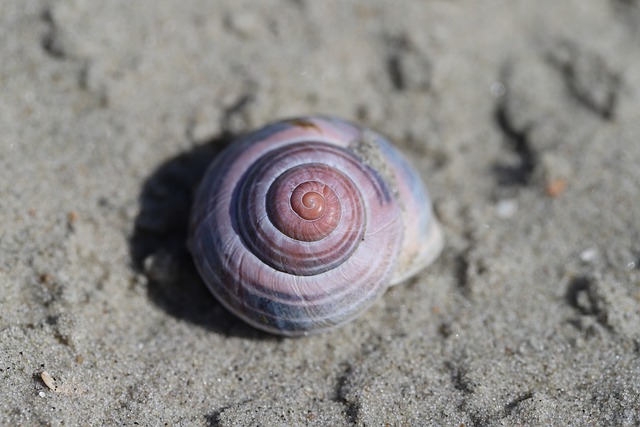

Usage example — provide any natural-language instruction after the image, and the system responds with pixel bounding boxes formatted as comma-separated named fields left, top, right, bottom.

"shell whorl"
left=235, top=144, right=374, bottom=276
left=189, top=116, right=443, bottom=335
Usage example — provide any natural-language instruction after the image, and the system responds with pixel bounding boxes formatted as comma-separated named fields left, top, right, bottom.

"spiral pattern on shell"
left=189, top=116, right=443, bottom=335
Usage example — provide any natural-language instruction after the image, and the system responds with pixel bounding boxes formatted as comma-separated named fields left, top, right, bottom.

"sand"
left=1, top=0, right=639, bottom=425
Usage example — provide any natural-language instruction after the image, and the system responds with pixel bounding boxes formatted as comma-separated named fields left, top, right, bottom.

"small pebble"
left=579, top=248, right=598, bottom=263
left=496, top=199, right=518, bottom=219
left=545, top=178, right=568, bottom=198
left=490, top=81, right=506, bottom=97
left=41, top=371, right=56, bottom=390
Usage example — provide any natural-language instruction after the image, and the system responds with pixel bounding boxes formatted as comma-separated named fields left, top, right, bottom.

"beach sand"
left=1, top=1, right=639, bottom=425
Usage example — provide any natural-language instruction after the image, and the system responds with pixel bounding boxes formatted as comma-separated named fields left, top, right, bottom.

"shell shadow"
left=129, top=134, right=277, bottom=340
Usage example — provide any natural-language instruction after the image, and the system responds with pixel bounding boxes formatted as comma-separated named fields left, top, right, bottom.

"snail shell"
left=189, top=116, right=443, bottom=335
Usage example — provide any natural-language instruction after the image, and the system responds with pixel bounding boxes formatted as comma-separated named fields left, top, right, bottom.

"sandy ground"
left=1, top=0, right=640, bottom=425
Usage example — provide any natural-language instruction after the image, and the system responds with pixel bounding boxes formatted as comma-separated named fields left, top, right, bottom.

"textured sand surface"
left=1, top=1, right=639, bottom=425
